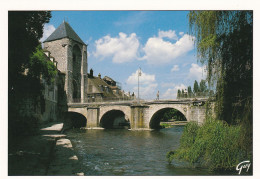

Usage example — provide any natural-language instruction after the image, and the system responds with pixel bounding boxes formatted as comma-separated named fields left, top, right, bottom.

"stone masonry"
left=43, top=22, right=88, bottom=103
left=68, top=99, right=208, bottom=129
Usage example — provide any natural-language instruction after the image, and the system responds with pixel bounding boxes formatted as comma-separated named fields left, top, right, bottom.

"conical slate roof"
left=44, top=21, right=86, bottom=45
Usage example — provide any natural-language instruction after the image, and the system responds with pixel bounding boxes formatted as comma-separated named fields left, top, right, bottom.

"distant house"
left=87, top=69, right=132, bottom=102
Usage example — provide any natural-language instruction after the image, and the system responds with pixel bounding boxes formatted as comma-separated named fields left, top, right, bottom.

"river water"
left=66, top=126, right=214, bottom=176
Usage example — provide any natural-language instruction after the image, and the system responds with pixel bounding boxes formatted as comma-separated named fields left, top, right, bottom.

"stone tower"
left=43, top=21, right=88, bottom=103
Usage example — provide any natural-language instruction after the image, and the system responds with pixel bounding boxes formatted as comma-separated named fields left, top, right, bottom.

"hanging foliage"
left=189, top=11, right=252, bottom=125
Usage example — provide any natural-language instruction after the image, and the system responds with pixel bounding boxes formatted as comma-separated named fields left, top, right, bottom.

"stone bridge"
left=67, top=99, right=209, bottom=130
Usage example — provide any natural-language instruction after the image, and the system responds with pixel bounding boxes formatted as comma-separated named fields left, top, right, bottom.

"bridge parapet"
left=68, top=98, right=209, bottom=107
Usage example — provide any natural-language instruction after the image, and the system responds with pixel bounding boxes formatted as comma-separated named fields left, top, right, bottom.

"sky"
left=41, top=11, right=207, bottom=100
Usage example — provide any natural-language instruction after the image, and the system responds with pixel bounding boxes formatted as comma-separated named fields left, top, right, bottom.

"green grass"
left=160, top=121, right=188, bottom=128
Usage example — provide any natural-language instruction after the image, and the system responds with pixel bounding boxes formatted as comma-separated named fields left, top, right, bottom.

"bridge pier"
left=130, top=105, right=150, bottom=129
left=87, top=107, right=100, bottom=128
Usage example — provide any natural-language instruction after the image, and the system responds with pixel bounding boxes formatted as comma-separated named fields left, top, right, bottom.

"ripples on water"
left=66, top=126, right=213, bottom=176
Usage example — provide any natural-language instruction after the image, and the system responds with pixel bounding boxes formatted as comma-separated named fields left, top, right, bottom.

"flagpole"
left=138, top=67, right=141, bottom=103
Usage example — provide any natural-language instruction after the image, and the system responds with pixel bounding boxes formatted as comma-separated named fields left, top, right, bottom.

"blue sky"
left=41, top=11, right=207, bottom=99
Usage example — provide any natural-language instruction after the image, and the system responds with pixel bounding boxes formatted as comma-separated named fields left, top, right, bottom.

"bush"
left=167, top=118, right=251, bottom=171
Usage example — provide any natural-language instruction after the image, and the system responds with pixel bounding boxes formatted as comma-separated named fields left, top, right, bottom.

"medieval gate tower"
left=43, top=21, right=88, bottom=103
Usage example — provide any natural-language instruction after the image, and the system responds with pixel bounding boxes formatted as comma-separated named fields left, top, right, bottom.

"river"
left=66, top=126, right=221, bottom=176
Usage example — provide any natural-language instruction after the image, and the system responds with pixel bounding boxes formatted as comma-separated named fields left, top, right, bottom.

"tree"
left=8, top=11, right=52, bottom=137
left=9, top=11, right=52, bottom=93
left=209, top=90, right=214, bottom=97
left=188, top=11, right=253, bottom=161
left=168, top=11, right=253, bottom=171
left=177, top=89, right=181, bottom=99
left=193, top=80, right=199, bottom=96
left=28, top=44, right=57, bottom=85
left=187, top=86, right=193, bottom=98
left=199, top=79, right=207, bottom=96
left=181, top=89, right=184, bottom=98
left=189, top=11, right=252, bottom=125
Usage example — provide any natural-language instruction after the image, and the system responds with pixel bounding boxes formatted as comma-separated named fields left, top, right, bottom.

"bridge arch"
left=149, top=107, right=187, bottom=129
left=148, top=104, right=189, bottom=129
left=99, top=105, right=131, bottom=129
left=68, top=107, right=88, bottom=127
left=65, top=111, right=87, bottom=128
left=100, top=110, right=130, bottom=129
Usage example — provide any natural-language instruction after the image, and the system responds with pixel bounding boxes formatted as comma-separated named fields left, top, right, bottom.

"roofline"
left=43, top=37, right=87, bottom=46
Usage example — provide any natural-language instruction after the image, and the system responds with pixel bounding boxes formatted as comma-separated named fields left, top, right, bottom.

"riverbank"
left=160, top=121, right=188, bottom=128
left=8, top=122, right=83, bottom=176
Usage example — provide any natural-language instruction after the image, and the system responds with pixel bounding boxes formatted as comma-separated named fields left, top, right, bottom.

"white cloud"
left=171, top=65, right=179, bottom=72
left=142, top=33, right=195, bottom=64
left=162, top=88, right=176, bottom=99
left=162, top=84, right=187, bottom=99
left=94, top=32, right=140, bottom=63
left=126, top=69, right=158, bottom=99
left=161, top=82, right=175, bottom=88
left=126, top=69, right=156, bottom=85
left=174, top=84, right=187, bottom=91
left=40, top=24, right=56, bottom=42
left=188, top=63, right=207, bottom=81
left=179, top=32, right=184, bottom=36
left=133, top=83, right=158, bottom=99
left=158, top=30, right=178, bottom=40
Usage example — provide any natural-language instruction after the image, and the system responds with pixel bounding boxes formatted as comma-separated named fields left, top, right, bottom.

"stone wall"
left=44, top=38, right=70, bottom=73
left=187, top=106, right=206, bottom=125
left=41, top=74, right=59, bottom=122
left=17, top=95, right=42, bottom=119
left=43, top=39, right=88, bottom=103
left=17, top=78, right=59, bottom=124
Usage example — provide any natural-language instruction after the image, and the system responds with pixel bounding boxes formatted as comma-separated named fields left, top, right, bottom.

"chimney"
left=90, top=68, right=93, bottom=77
left=98, top=73, right=101, bottom=79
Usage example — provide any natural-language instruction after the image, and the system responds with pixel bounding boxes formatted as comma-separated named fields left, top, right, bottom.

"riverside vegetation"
left=8, top=11, right=57, bottom=137
left=167, top=11, right=253, bottom=173
left=166, top=119, right=251, bottom=172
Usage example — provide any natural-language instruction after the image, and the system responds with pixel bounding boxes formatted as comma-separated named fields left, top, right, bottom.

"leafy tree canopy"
left=28, top=45, right=57, bottom=84
left=9, top=11, right=52, bottom=91
left=199, top=80, right=207, bottom=93
left=188, top=11, right=252, bottom=124
left=193, top=80, right=199, bottom=94
left=177, top=89, right=181, bottom=99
